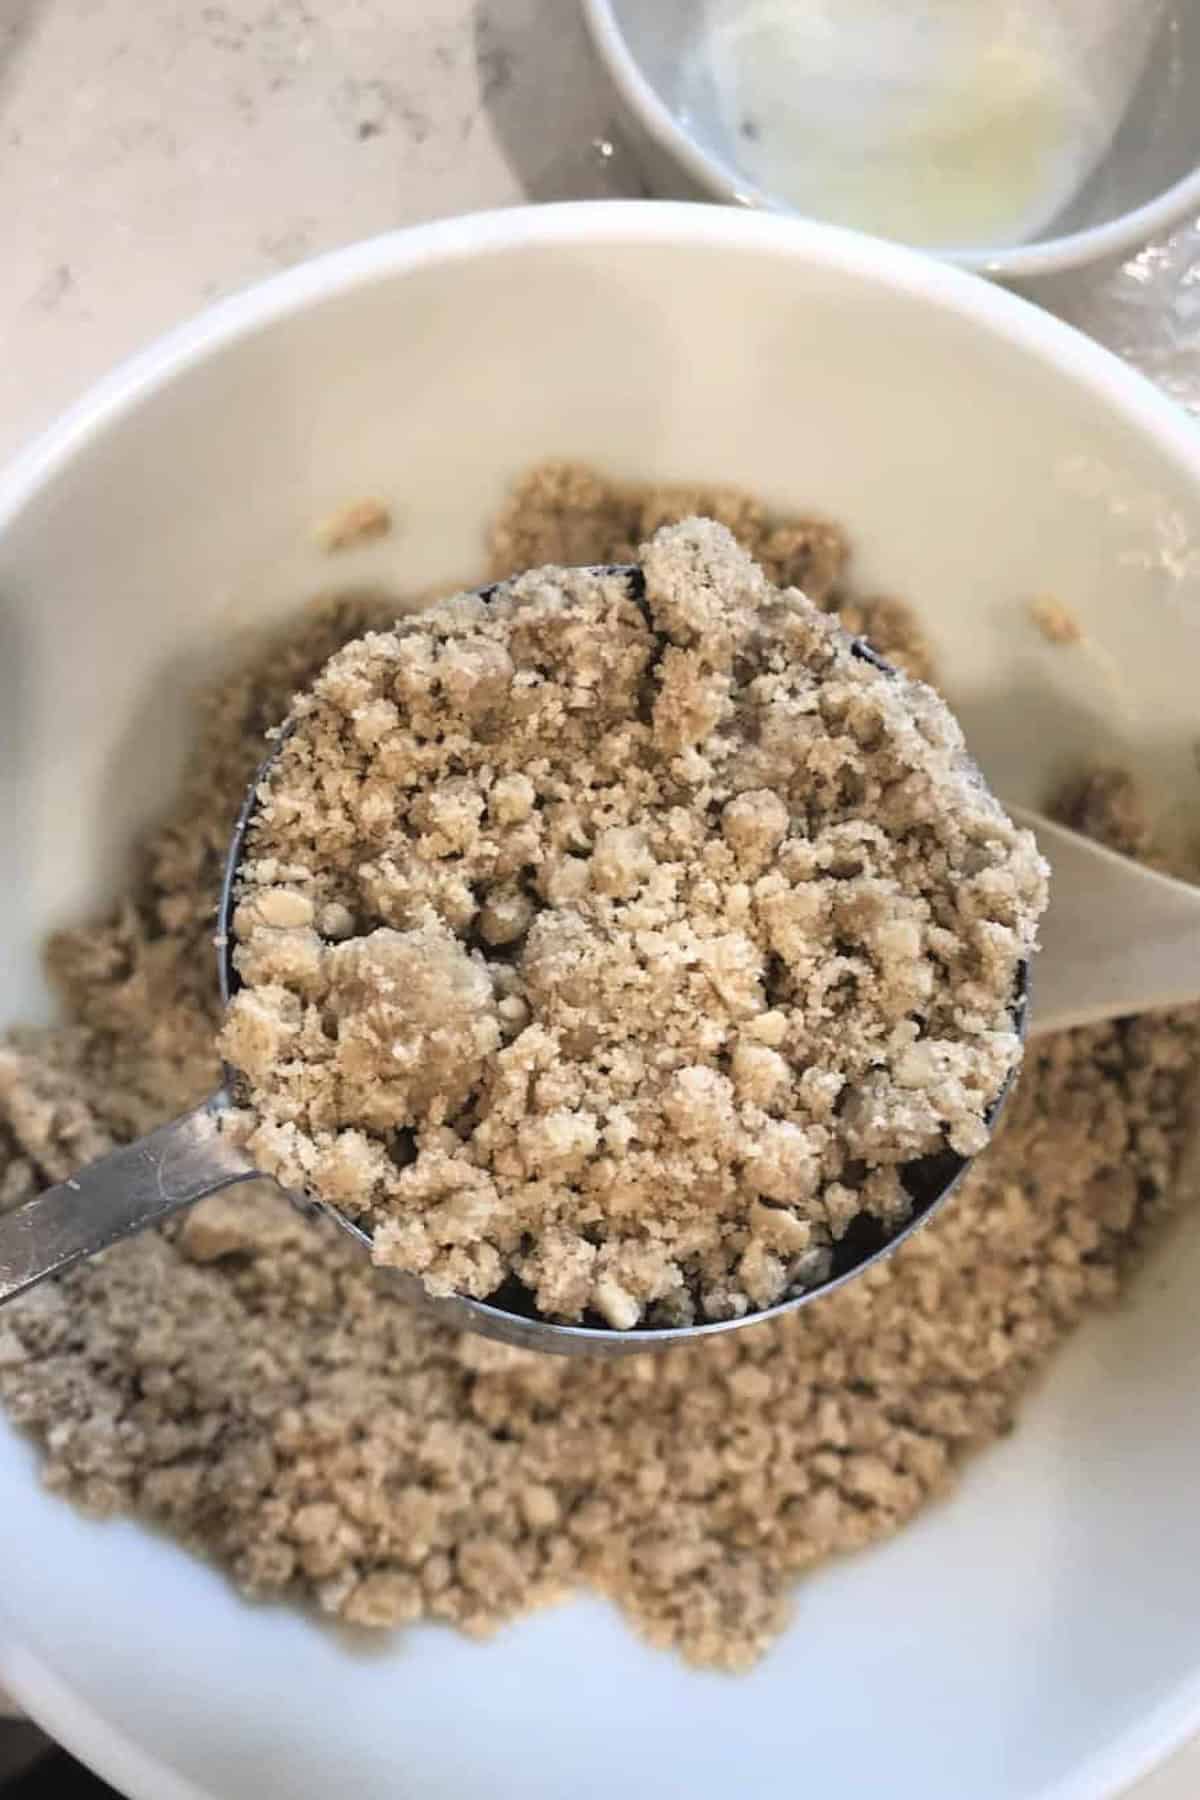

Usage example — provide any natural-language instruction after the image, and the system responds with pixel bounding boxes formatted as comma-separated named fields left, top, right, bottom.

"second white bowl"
left=584, top=0, right=1200, bottom=277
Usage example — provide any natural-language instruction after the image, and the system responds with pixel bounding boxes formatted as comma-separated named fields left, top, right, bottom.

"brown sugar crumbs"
left=220, top=520, right=1045, bottom=1328
left=0, top=462, right=1197, bottom=1671
left=1028, top=595, right=1084, bottom=647
left=316, top=497, right=392, bottom=553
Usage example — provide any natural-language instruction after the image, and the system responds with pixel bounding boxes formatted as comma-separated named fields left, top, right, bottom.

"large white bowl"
left=1, top=202, right=1200, bottom=1800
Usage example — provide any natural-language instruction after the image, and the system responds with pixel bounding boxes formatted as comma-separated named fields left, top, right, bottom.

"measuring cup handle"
left=0, top=1092, right=258, bottom=1307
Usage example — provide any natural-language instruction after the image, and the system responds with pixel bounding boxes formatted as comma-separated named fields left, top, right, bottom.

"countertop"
left=0, top=2, right=1197, bottom=1795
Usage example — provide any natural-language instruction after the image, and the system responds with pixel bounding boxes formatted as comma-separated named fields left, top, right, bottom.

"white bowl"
left=2, top=202, right=1200, bottom=1800
left=583, top=0, right=1200, bottom=278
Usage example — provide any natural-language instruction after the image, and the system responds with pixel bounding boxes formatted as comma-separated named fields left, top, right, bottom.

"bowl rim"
left=3, top=197, right=1200, bottom=1800
left=580, top=0, right=1200, bottom=278
left=5, top=201, right=1200, bottom=534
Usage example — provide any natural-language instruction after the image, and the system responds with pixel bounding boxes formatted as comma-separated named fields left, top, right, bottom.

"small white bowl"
left=583, top=0, right=1200, bottom=277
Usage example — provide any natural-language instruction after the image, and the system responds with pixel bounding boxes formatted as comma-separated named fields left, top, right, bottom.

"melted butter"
left=688, top=0, right=1133, bottom=250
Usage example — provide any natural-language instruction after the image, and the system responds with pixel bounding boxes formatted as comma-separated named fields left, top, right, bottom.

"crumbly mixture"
left=1028, top=595, right=1084, bottom=647
left=0, top=463, right=1195, bottom=1670
left=316, top=497, right=392, bottom=552
left=220, top=519, right=1044, bottom=1328
left=1052, top=764, right=1155, bottom=862
left=490, top=463, right=935, bottom=682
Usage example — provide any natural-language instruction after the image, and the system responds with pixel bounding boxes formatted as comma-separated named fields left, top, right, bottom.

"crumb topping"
left=316, top=498, right=392, bottom=553
left=1028, top=595, right=1084, bottom=646
left=221, top=520, right=1045, bottom=1327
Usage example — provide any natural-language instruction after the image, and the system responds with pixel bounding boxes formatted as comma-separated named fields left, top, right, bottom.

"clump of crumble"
left=1028, top=595, right=1084, bottom=647
left=489, top=462, right=934, bottom=680
left=316, top=497, right=392, bottom=552
left=219, top=519, right=1046, bottom=1328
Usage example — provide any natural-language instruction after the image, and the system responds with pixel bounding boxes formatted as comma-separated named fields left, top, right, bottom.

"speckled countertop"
left=0, top=0, right=633, bottom=464
left=0, top=3, right=1197, bottom=1795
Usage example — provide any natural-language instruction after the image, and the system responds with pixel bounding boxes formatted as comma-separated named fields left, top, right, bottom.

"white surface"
left=1, top=201, right=1200, bottom=1800
left=0, top=0, right=619, bottom=471
left=584, top=0, right=1200, bottom=274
